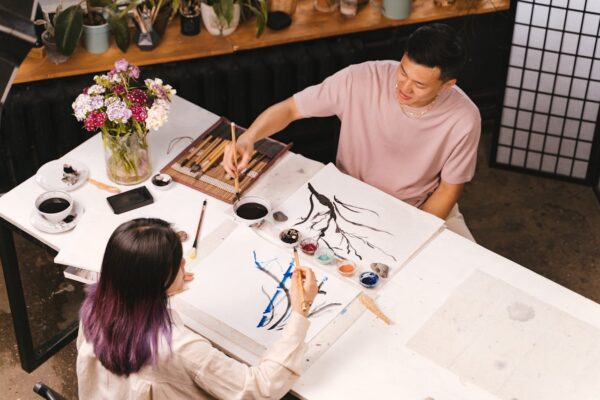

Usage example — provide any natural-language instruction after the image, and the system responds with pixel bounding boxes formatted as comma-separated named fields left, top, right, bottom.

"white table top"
left=3, top=96, right=600, bottom=400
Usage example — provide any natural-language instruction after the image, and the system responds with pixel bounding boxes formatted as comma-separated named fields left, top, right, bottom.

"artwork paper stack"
left=179, top=225, right=360, bottom=351
left=275, top=163, right=444, bottom=276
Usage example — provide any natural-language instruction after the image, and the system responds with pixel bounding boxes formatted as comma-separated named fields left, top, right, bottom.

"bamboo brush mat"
left=161, top=117, right=291, bottom=203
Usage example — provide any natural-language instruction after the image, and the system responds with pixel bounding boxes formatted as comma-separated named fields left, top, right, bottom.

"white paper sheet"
left=275, top=163, right=444, bottom=276
left=54, top=188, right=229, bottom=272
left=179, top=224, right=360, bottom=352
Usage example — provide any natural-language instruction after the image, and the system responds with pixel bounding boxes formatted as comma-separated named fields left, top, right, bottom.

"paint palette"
left=161, top=117, right=291, bottom=203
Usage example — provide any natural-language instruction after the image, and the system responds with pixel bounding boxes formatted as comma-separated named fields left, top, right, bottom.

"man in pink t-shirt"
left=223, top=24, right=481, bottom=241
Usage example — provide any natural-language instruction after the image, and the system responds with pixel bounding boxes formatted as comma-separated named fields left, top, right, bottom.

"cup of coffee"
left=35, top=191, right=73, bottom=223
left=233, top=196, right=271, bottom=227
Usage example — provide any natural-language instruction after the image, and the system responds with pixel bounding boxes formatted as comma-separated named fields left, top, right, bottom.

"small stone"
left=370, top=262, right=389, bottom=278
left=273, top=211, right=288, bottom=222
left=177, top=230, right=189, bottom=242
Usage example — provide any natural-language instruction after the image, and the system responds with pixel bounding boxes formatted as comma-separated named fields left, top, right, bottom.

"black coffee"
left=236, top=202, right=268, bottom=220
left=38, top=198, right=70, bottom=213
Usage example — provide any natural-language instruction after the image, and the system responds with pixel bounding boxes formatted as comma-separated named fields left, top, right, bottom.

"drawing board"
left=179, top=224, right=360, bottom=351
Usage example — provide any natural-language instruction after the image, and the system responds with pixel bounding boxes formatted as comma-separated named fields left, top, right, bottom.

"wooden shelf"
left=14, top=0, right=509, bottom=84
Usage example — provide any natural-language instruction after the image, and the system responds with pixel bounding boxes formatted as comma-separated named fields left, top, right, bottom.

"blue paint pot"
left=359, top=271, right=380, bottom=288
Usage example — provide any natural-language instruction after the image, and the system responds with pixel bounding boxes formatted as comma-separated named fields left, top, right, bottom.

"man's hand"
left=222, top=132, right=256, bottom=177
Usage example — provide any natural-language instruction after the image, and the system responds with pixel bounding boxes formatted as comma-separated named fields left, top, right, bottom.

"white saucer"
left=35, top=158, right=90, bottom=192
left=30, top=201, right=85, bottom=234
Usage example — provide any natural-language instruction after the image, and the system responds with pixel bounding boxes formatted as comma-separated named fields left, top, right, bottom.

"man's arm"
left=419, top=180, right=464, bottom=220
left=222, top=97, right=303, bottom=176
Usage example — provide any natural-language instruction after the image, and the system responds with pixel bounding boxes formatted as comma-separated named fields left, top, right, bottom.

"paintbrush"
left=188, top=199, right=207, bottom=260
left=199, top=141, right=229, bottom=173
left=180, top=135, right=213, bottom=167
left=293, top=247, right=308, bottom=313
left=230, top=122, right=241, bottom=201
left=190, top=137, right=223, bottom=172
left=240, top=153, right=267, bottom=180
left=359, top=293, right=391, bottom=325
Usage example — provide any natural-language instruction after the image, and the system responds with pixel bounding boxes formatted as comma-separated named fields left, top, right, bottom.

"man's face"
left=394, top=54, right=456, bottom=108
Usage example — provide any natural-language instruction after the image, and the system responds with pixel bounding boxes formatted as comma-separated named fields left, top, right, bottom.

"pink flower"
left=82, top=87, right=89, bottom=95
left=129, top=65, right=140, bottom=79
left=131, top=105, right=148, bottom=122
left=127, top=89, right=148, bottom=105
left=112, top=85, right=125, bottom=95
left=114, top=59, right=129, bottom=72
left=84, top=111, right=107, bottom=132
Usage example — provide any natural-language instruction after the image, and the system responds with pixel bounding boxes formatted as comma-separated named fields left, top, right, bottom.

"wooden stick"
left=190, top=137, right=223, bottom=171
left=359, top=293, right=391, bottom=325
left=200, top=141, right=229, bottom=173
left=87, top=178, right=120, bottom=193
left=240, top=153, right=266, bottom=180
left=293, top=247, right=308, bottom=312
left=188, top=199, right=207, bottom=260
left=230, top=122, right=240, bottom=200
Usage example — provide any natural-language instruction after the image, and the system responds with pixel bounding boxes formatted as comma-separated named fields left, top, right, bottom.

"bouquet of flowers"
left=72, top=59, right=176, bottom=185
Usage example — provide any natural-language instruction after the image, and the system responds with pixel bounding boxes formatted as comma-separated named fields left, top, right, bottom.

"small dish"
left=314, top=246, right=335, bottom=265
left=151, top=173, right=173, bottom=190
left=359, top=271, right=380, bottom=288
left=35, top=191, right=73, bottom=223
left=337, top=260, right=356, bottom=277
left=299, top=237, right=319, bottom=255
left=35, top=158, right=89, bottom=192
left=30, top=201, right=85, bottom=234
left=233, top=196, right=272, bottom=228
left=279, top=228, right=300, bottom=247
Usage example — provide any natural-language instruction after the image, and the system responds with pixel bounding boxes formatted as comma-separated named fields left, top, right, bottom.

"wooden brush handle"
left=359, top=293, right=391, bottom=325
left=88, top=178, right=121, bottom=193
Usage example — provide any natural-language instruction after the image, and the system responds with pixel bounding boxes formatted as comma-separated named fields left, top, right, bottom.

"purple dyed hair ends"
left=80, top=218, right=183, bottom=376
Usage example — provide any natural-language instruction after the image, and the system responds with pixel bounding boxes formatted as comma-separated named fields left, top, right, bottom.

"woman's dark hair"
left=80, top=218, right=182, bottom=376
left=405, top=23, right=467, bottom=82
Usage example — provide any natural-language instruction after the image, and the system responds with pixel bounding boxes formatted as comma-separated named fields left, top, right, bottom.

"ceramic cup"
left=35, top=191, right=73, bottom=223
left=233, top=195, right=272, bottom=227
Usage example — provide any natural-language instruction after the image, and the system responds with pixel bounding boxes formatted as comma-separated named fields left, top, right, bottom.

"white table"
left=2, top=97, right=600, bottom=400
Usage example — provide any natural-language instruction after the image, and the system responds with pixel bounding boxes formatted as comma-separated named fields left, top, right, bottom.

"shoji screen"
left=493, top=0, right=600, bottom=184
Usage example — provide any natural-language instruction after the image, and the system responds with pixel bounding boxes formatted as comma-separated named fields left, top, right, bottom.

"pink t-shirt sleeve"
left=440, top=113, right=481, bottom=184
left=293, top=67, right=353, bottom=118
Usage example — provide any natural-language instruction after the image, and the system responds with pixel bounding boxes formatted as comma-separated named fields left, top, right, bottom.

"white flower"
left=90, top=95, right=104, bottom=110
left=87, top=84, right=106, bottom=95
left=72, top=94, right=92, bottom=121
left=146, top=99, right=170, bottom=131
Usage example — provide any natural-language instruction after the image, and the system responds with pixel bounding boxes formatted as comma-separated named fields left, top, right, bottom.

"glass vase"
left=102, top=131, right=152, bottom=185
left=314, top=0, right=339, bottom=12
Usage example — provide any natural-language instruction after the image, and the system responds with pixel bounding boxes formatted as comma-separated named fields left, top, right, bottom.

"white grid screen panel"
left=497, top=0, right=600, bottom=180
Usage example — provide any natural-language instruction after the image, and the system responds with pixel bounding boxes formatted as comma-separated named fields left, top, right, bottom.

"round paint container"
left=359, top=271, right=380, bottom=288
left=337, top=260, right=356, bottom=277
left=300, top=237, right=319, bottom=255
left=151, top=173, right=173, bottom=190
left=233, top=196, right=271, bottom=227
left=314, top=246, right=335, bottom=265
left=279, top=228, right=300, bottom=247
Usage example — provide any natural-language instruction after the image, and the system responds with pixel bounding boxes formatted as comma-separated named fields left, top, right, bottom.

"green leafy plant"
left=36, top=3, right=83, bottom=56
left=202, top=0, right=267, bottom=37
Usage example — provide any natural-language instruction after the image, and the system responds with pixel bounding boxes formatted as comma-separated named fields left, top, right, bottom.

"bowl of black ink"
left=233, top=196, right=271, bottom=227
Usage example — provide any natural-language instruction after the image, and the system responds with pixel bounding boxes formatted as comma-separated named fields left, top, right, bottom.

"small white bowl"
left=151, top=173, right=173, bottom=190
left=35, top=191, right=73, bottom=223
left=233, top=196, right=272, bottom=227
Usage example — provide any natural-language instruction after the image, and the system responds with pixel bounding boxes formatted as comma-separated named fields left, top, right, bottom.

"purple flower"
left=106, top=100, right=132, bottom=123
left=112, top=85, right=125, bottom=95
left=127, top=89, right=148, bottom=105
left=90, top=95, right=104, bottom=110
left=129, top=65, right=140, bottom=79
left=84, top=111, right=107, bottom=132
left=114, top=59, right=129, bottom=72
left=131, top=105, right=148, bottom=123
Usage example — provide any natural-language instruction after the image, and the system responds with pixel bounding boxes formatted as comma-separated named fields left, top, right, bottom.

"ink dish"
left=337, top=260, right=356, bottom=277
left=279, top=228, right=300, bottom=247
left=233, top=195, right=272, bottom=227
left=151, top=173, right=173, bottom=190
left=314, top=246, right=335, bottom=265
left=359, top=271, right=380, bottom=288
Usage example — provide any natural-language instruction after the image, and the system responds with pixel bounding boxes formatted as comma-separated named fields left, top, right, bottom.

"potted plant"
left=131, top=0, right=180, bottom=50
left=179, top=0, right=201, bottom=36
left=201, top=0, right=267, bottom=37
left=36, top=3, right=83, bottom=64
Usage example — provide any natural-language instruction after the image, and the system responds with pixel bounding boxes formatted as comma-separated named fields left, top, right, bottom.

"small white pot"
left=201, top=3, right=241, bottom=36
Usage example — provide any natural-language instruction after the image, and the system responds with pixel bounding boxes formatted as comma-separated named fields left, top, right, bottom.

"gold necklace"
left=399, top=96, right=437, bottom=119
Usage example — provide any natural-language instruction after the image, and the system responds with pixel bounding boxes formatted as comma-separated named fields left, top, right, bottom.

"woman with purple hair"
left=77, top=218, right=318, bottom=399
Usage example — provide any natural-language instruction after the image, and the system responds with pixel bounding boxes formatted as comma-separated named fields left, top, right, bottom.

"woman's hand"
left=222, top=132, right=256, bottom=177
left=291, top=267, right=318, bottom=318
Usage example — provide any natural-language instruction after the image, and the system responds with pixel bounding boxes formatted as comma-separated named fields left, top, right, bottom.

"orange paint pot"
left=337, top=261, right=356, bottom=277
